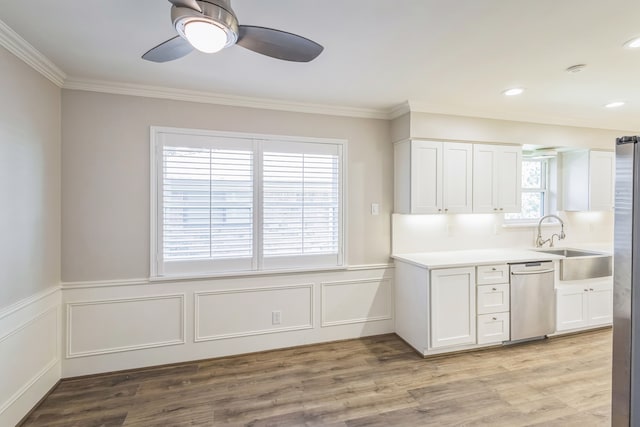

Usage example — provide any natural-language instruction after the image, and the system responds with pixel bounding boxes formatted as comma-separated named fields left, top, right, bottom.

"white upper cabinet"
left=394, top=140, right=472, bottom=214
left=473, top=144, right=522, bottom=213
left=562, top=150, right=615, bottom=211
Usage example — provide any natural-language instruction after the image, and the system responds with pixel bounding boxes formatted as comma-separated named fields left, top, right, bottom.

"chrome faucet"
left=536, top=214, right=566, bottom=247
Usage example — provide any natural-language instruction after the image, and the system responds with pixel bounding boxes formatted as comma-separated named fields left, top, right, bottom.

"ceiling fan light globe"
left=183, top=20, right=228, bottom=53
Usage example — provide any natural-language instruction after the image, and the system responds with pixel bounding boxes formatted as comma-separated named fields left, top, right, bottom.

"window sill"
left=149, top=264, right=372, bottom=283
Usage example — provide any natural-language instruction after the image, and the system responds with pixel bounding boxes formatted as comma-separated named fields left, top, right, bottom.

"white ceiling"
left=1, top=0, right=640, bottom=131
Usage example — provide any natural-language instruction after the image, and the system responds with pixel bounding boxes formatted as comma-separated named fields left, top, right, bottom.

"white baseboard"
left=61, top=266, right=395, bottom=378
left=0, top=286, right=61, bottom=426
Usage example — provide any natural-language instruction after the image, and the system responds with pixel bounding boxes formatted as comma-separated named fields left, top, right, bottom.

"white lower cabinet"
left=430, top=267, right=476, bottom=349
left=477, top=312, right=510, bottom=344
left=556, top=278, right=613, bottom=332
left=476, top=264, right=510, bottom=344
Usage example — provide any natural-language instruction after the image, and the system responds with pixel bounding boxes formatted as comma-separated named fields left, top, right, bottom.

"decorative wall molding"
left=63, top=77, right=395, bottom=120
left=60, top=263, right=394, bottom=289
left=321, top=278, right=393, bottom=327
left=194, top=284, right=314, bottom=342
left=66, top=294, right=186, bottom=358
left=0, top=285, right=61, bottom=320
left=0, top=307, right=60, bottom=414
left=0, top=295, right=61, bottom=427
left=61, top=278, right=150, bottom=290
left=0, top=19, right=66, bottom=87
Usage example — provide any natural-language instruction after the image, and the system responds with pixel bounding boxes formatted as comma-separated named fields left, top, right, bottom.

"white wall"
left=392, top=211, right=614, bottom=254
left=0, top=45, right=62, bottom=426
left=61, top=90, right=393, bottom=282
left=408, top=111, right=627, bottom=149
left=0, top=46, right=61, bottom=307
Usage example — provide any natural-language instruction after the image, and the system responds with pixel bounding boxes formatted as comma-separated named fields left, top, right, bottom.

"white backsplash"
left=392, top=211, right=614, bottom=254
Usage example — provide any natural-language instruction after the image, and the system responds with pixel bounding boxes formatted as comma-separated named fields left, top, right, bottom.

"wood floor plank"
left=21, top=329, right=613, bottom=426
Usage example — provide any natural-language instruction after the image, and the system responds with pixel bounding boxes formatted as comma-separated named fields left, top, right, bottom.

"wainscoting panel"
left=66, top=294, right=186, bottom=358
left=0, top=287, right=61, bottom=427
left=321, top=278, right=393, bottom=327
left=195, top=284, right=313, bottom=342
left=61, top=266, right=394, bottom=378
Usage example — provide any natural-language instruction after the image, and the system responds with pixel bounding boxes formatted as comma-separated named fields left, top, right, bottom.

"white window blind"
left=152, top=128, right=345, bottom=277
left=262, top=142, right=341, bottom=270
left=163, top=146, right=253, bottom=259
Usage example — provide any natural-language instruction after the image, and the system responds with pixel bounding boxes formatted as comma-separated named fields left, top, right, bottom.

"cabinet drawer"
left=477, top=283, right=510, bottom=314
left=478, top=312, right=510, bottom=344
left=476, top=264, right=509, bottom=285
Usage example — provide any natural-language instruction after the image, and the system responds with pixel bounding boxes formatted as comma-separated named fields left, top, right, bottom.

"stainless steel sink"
left=535, top=248, right=602, bottom=258
left=534, top=247, right=612, bottom=281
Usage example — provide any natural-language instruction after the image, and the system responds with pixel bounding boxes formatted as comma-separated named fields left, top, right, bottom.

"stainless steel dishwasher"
left=510, top=261, right=555, bottom=341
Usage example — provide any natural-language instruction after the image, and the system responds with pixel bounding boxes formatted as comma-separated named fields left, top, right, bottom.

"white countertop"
left=392, top=243, right=612, bottom=269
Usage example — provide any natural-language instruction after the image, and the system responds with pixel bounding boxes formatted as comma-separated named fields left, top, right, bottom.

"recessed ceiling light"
left=502, top=88, right=524, bottom=96
left=623, top=37, right=640, bottom=49
left=605, top=101, right=625, bottom=108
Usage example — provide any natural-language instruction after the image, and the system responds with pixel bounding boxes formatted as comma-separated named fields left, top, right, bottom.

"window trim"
left=150, top=126, right=347, bottom=279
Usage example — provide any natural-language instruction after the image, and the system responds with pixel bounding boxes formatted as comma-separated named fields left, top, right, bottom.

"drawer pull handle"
left=589, top=288, right=594, bottom=291
left=584, top=289, right=589, bottom=292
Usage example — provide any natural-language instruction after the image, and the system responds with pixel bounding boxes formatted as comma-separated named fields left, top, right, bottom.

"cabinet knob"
left=492, top=287, right=497, bottom=291
left=492, top=317, right=497, bottom=321
left=493, top=208, right=498, bottom=211
left=438, top=208, right=442, bottom=212
left=491, top=267, right=497, bottom=271
left=584, top=289, right=589, bottom=292
left=444, top=208, right=449, bottom=212
left=589, top=288, right=594, bottom=291
left=499, top=208, right=504, bottom=211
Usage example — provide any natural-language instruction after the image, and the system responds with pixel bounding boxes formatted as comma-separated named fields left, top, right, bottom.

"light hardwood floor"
left=21, top=329, right=612, bottom=426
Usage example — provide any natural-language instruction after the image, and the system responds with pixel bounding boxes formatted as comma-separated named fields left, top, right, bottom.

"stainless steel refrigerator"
left=613, top=135, right=640, bottom=425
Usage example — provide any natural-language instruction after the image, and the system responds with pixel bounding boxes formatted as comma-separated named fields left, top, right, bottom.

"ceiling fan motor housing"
left=172, top=0, right=239, bottom=48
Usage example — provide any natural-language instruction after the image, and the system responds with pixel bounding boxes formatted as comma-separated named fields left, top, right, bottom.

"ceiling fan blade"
left=168, top=0, right=202, bottom=13
left=142, top=35, right=193, bottom=63
left=236, top=26, right=323, bottom=62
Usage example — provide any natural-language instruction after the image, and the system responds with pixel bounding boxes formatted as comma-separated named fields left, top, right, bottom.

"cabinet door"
left=587, top=281, right=613, bottom=326
left=556, top=287, right=589, bottom=331
left=589, top=151, right=615, bottom=211
left=430, top=267, right=476, bottom=348
left=477, top=312, right=510, bottom=344
left=497, top=146, right=522, bottom=213
left=411, top=141, right=443, bottom=213
left=443, top=143, right=473, bottom=213
left=472, top=145, right=498, bottom=213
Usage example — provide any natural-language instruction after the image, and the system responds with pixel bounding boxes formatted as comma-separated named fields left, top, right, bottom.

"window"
left=504, top=158, right=548, bottom=222
left=151, top=128, right=345, bottom=277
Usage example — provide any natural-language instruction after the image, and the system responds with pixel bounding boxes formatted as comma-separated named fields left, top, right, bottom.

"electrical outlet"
left=371, top=203, right=380, bottom=215
left=272, top=311, right=282, bottom=325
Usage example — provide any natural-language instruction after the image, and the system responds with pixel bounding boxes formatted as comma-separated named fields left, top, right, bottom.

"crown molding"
left=0, top=19, right=66, bottom=87
left=63, top=77, right=399, bottom=120
left=387, top=101, right=411, bottom=120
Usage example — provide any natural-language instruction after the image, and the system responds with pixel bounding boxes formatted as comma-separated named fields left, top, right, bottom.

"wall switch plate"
left=272, top=311, right=282, bottom=325
left=371, top=203, right=379, bottom=215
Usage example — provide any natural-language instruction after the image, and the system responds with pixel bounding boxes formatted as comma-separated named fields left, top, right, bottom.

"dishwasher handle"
left=511, top=269, right=555, bottom=276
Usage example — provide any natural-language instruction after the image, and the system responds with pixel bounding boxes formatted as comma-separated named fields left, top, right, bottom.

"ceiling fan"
left=142, top=0, right=324, bottom=63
